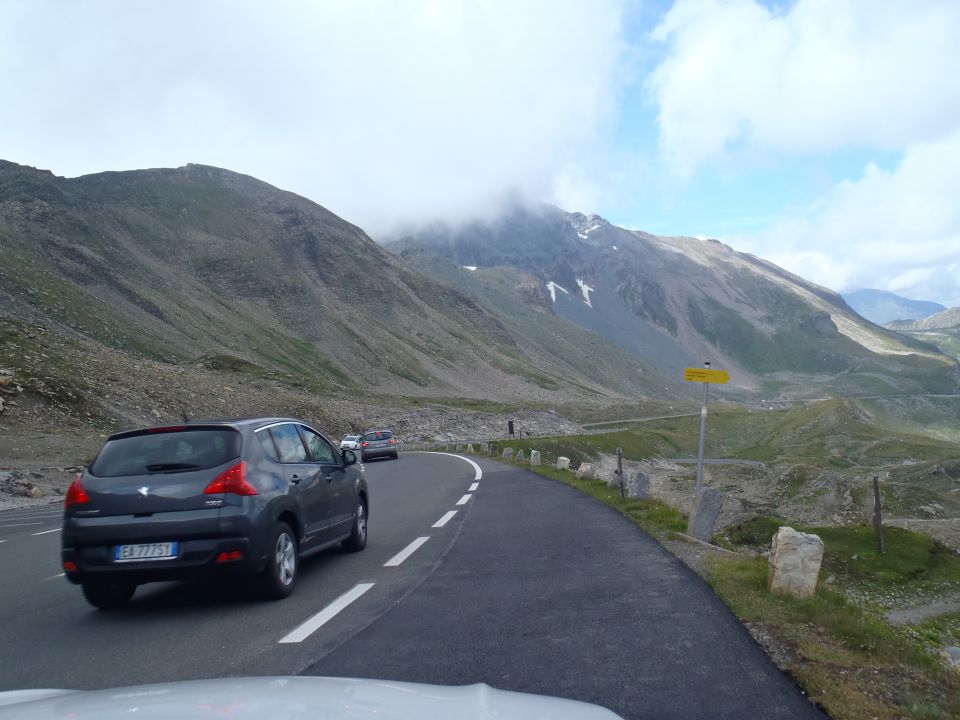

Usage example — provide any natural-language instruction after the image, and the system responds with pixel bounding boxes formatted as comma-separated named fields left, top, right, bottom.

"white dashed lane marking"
left=279, top=583, right=376, bottom=644
left=432, top=511, right=457, bottom=528
left=383, top=537, right=430, bottom=567
left=31, top=528, right=62, bottom=536
left=279, top=452, right=482, bottom=645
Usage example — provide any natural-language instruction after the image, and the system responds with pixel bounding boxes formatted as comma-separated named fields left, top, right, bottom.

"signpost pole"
left=694, top=361, right=710, bottom=497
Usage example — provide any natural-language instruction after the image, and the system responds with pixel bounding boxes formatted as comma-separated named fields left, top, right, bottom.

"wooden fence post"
left=873, top=475, right=885, bottom=555
left=617, top=447, right=624, bottom=501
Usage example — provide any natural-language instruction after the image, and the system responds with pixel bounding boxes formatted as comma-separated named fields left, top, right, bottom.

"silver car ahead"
left=360, top=429, right=399, bottom=462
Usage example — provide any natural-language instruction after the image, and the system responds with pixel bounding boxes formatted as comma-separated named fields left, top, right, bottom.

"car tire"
left=342, top=499, right=367, bottom=552
left=260, top=521, right=298, bottom=600
left=391, top=452, right=398, bottom=460
left=81, top=580, right=136, bottom=610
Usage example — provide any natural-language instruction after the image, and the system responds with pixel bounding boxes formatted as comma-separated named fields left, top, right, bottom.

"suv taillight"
left=361, top=441, right=369, bottom=447
left=388, top=438, right=397, bottom=445
left=204, top=461, right=258, bottom=496
left=64, top=475, right=90, bottom=507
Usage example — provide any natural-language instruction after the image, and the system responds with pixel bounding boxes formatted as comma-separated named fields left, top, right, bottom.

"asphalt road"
left=0, top=453, right=824, bottom=719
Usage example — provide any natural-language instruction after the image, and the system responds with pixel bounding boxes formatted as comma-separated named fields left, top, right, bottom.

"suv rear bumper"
left=61, top=506, right=264, bottom=585
left=62, top=536, right=256, bottom=585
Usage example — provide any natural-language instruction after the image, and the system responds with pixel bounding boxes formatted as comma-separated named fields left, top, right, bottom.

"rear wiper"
left=145, top=463, right=202, bottom=473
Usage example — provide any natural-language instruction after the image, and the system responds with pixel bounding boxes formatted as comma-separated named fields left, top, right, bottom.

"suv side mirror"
left=343, top=450, right=357, bottom=466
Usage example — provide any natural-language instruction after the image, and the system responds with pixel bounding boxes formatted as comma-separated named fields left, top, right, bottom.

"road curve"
left=0, top=453, right=823, bottom=719
left=303, top=456, right=825, bottom=720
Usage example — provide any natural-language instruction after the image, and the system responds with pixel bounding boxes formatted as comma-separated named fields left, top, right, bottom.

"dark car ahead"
left=360, top=428, right=399, bottom=462
left=61, top=418, right=368, bottom=610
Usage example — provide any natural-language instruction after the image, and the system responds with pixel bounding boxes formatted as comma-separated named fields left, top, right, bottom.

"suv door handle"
left=290, top=474, right=302, bottom=484
left=324, top=473, right=334, bottom=482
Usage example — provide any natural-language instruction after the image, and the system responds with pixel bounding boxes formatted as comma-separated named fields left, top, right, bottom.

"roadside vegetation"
left=482, top=410, right=960, bottom=720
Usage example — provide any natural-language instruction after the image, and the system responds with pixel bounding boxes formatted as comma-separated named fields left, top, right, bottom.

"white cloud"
left=648, top=0, right=960, bottom=178
left=733, top=129, right=960, bottom=307
left=0, top=0, right=627, bottom=235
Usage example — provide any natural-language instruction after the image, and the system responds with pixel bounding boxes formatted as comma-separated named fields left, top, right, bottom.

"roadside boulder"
left=768, top=526, right=824, bottom=598
left=556, top=456, right=570, bottom=470
left=530, top=450, right=541, bottom=466
left=687, top=488, right=722, bottom=541
left=516, top=449, right=525, bottom=462
left=576, top=463, right=594, bottom=480
left=466, top=444, right=475, bottom=454
left=478, top=443, right=489, bottom=455
left=627, top=470, right=651, bottom=498
left=502, top=447, right=514, bottom=460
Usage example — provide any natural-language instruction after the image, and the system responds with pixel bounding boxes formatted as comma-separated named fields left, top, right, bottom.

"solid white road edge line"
left=415, top=452, right=482, bottom=481
left=456, top=494, right=472, bottom=506
left=279, top=582, right=376, bottom=644
left=0, top=523, right=43, bottom=528
left=469, top=482, right=479, bottom=492
left=432, top=510, right=457, bottom=528
left=32, top=528, right=62, bottom=536
left=383, top=536, right=430, bottom=567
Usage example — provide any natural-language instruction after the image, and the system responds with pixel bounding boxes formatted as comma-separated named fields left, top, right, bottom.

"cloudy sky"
left=2, top=0, right=959, bottom=306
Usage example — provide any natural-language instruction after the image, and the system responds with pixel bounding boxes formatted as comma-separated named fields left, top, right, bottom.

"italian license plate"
left=113, top=542, right=179, bottom=562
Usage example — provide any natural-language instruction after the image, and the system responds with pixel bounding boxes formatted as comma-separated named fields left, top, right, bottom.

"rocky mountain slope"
left=0, top=160, right=677, bottom=413
left=886, top=307, right=960, bottom=360
left=386, top=204, right=959, bottom=397
left=887, top=307, right=960, bottom=332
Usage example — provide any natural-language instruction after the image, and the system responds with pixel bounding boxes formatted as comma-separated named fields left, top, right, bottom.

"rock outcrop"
left=768, top=526, right=824, bottom=598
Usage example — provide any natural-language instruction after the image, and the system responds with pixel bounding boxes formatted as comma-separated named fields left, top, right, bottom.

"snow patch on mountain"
left=576, top=279, right=594, bottom=308
left=612, top=245, right=618, bottom=250
left=546, top=281, right=569, bottom=303
left=462, top=265, right=477, bottom=271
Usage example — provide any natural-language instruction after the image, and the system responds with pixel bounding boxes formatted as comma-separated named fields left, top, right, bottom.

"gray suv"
left=360, top=428, right=399, bottom=462
left=61, top=418, right=368, bottom=609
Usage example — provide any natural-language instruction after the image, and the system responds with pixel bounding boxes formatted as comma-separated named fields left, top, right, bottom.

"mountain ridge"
left=386, top=205, right=958, bottom=397
left=0, top=160, right=681, bottom=420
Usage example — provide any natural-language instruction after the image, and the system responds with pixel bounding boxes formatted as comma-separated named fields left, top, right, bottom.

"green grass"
left=495, top=462, right=688, bottom=538
left=720, top=517, right=960, bottom=591
left=705, top=554, right=960, bottom=720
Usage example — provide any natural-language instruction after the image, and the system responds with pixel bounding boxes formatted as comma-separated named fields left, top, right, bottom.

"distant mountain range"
left=2, top=160, right=957, bottom=415
left=843, top=289, right=946, bottom=325
left=387, top=204, right=959, bottom=397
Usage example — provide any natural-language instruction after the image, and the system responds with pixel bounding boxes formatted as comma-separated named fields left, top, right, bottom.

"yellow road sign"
left=684, top=367, right=730, bottom=384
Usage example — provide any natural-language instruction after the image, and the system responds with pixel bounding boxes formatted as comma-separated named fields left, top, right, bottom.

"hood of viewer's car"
left=0, top=676, right=623, bottom=719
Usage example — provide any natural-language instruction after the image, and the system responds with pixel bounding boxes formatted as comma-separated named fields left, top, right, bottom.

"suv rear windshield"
left=362, top=431, right=393, bottom=441
left=90, top=428, right=242, bottom=478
